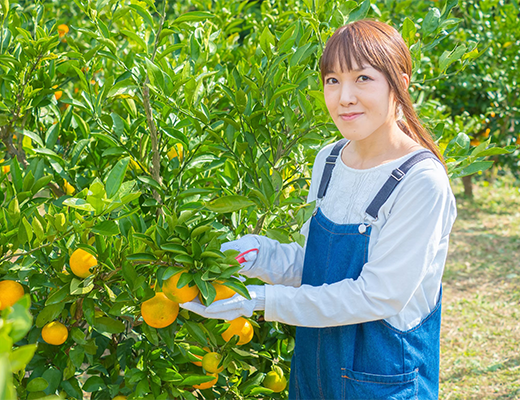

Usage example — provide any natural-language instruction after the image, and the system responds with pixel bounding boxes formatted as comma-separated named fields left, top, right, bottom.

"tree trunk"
left=462, top=175, right=473, bottom=198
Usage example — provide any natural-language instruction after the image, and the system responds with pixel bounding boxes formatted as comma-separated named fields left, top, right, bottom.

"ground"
left=440, top=177, right=520, bottom=399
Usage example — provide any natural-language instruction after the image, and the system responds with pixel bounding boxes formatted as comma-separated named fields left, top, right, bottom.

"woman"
left=182, top=19, right=457, bottom=399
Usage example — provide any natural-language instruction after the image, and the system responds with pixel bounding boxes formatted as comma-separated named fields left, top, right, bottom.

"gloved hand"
left=180, top=285, right=265, bottom=321
left=221, top=236, right=259, bottom=272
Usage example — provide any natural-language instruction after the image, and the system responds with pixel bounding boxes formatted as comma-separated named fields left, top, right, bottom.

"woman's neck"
left=341, top=123, right=423, bottom=170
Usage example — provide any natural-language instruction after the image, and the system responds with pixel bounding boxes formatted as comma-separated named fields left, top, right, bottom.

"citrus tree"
left=0, top=0, right=514, bottom=399
left=425, top=0, right=520, bottom=195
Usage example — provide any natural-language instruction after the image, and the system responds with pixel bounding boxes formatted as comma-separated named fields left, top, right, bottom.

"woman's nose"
left=339, top=85, right=357, bottom=106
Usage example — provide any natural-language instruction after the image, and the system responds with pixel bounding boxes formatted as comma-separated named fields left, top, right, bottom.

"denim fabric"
left=288, top=207, right=442, bottom=400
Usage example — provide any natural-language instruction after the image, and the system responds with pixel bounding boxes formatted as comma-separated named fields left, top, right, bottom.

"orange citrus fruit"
left=63, top=181, right=75, bottom=195
left=42, top=321, right=68, bottom=345
left=221, top=317, right=254, bottom=345
left=112, top=396, right=127, bottom=400
left=141, top=292, right=179, bottom=329
left=162, top=270, right=199, bottom=303
left=263, top=368, right=287, bottom=393
left=193, top=373, right=218, bottom=390
left=167, top=143, right=184, bottom=161
left=213, top=280, right=237, bottom=302
left=57, top=24, right=69, bottom=37
left=70, top=248, right=98, bottom=278
left=201, top=352, right=224, bottom=373
left=190, top=346, right=210, bottom=366
left=0, top=159, right=9, bottom=174
left=198, top=280, right=236, bottom=304
left=0, top=280, right=25, bottom=310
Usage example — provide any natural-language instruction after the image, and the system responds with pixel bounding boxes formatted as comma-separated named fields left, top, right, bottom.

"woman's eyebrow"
left=326, top=65, right=370, bottom=74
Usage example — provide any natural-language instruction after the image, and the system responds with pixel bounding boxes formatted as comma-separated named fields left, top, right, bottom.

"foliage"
left=0, top=0, right=515, bottom=399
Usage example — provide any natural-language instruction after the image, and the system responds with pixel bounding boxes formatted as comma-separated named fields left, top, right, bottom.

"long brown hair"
left=320, top=20, right=445, bottom=166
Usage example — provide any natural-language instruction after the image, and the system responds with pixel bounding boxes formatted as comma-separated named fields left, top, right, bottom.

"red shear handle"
left=235, top=248, right=259, bottom=264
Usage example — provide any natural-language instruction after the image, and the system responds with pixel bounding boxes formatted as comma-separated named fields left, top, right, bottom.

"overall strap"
left=365, top=150, right=441, bottom=220
left=317, top=139, right=348, bottom=199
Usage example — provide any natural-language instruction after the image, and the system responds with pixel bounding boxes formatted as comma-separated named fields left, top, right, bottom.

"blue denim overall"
left=289, top=139, right=443, bottom=400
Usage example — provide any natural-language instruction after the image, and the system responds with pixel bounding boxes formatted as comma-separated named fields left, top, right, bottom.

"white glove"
left=220, top=236, right=259, bottom=272
left=180, top=285, right=265, bottom=321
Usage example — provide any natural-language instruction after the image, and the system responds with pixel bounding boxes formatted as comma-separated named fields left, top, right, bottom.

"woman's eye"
left=326, top=77, right=338, bottom=84
left=358, top=75, right=371, bottom=82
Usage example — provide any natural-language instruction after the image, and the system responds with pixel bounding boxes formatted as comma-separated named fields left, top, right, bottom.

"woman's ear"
left=402, top=73, right=410, bottom=90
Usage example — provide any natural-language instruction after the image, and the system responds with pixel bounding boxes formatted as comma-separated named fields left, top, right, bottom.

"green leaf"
left=146, top=58, right=164, bottom=89
left=111, top=112, right=125, bottom=137
left=439, top=44, right=467, bottom=73
left=272, top=84, right=298, bottom=102
left=451, top=161, right=493, bottom=179
left=61, top=378, right=83, bottom=399
left=129, top=3, right=154, bottom=27
left=184, top=321, right=208, bottom=346
left=180, top=374, right=217, bottom=386
left=401, top=18, right=416, bottom=46
left=421, top=8, right=441, bottom=36
left=127, top=253, right=156, bottom=261
left=20, top=129, right=44, bottom=147
left=69, top=347, right=85, bottom=369
left=206, top=195, right=255, bottom=213
left=473, top=147, right=515, bottom=157
left=7, top=301, right=33, bottom=342
left=35, top=303, right=65, bottom=328
left=220, top=279, right=251, bottom=300
left=121, top=29, right=147, bottom=51
left=45, top=285, right=70, bottom=305
left=31, top=175, right=52, bottom=195
left=92, top=220, right=119, bottom=236
left=10, top=157, right=22, bottom=193
left=9, top=344, right=37, bottom=373
left=93, top=317, right=125, bottom=335
left=62, top=198, right=96, bottom=212
left=82, top=376, right=106, bottom=392
left=161, top=243, right=189, bottom=254
left=346, top=0, right=371, bottom=22
left=259, top=26, right=276, bottom=55
left=172, top=11, right=215, bottom=24
left=105, top=157, right=129, bottom=198
left=27, top=377, right=48, bottom=392
left=70, top=278, right=94, bottom=295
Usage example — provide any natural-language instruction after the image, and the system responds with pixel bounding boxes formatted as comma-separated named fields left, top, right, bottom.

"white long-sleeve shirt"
left=243, top=141, right=457, bottom=331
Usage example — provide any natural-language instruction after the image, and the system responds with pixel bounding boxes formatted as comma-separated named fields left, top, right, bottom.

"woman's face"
left=323, top=60, right=398, bottom=143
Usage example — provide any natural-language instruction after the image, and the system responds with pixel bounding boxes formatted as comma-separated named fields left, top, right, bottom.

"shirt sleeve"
left=264, top=162, right=457, bottom=327
left=240, top=143, right=335, bottom=286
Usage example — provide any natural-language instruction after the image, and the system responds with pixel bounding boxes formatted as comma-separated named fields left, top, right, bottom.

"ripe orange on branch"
left=42, top=321, right=68, bottom=345
left=141, top=292, right=179, bottom=329
left=201, top=352, right=224, bottom=373
left=190, top=346, right=210, bottom=366
left=70, top=248, right=97, bottom=278
left=221, top=317, right=254, bottom=345
left=162, top=270, right=199, bottom=303
left=263, top=367, right=287, bottom=393
left=198, top=280, right=237, bottom=304
left=57, top=24, right=69, bottom=37
left=0, top=280, right=25, bottom=310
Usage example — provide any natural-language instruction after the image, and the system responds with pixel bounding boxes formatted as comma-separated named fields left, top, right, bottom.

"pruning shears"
left=235, top=248, right=259, bottom=264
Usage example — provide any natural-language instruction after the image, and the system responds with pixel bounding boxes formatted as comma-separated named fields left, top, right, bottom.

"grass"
left=440, top=176, right=520, bottom=399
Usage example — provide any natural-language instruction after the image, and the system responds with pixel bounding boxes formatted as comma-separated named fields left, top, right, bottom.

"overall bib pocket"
left=341, top=367, right=418, bottom=400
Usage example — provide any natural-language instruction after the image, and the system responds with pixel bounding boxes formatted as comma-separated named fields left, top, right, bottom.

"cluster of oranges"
left=2, top=247, right=285, bottom=393
left=139, top=270, right=262, bottom=390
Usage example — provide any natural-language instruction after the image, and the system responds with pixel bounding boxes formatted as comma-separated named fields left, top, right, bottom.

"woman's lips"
left=339, top=113, right=363, bottom=121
